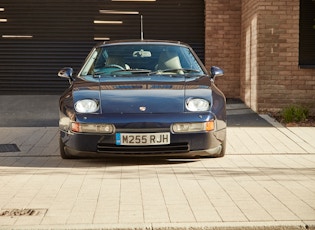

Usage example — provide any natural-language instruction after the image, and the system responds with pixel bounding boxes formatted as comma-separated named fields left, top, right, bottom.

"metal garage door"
left=0, top=0, right=204, bottom=94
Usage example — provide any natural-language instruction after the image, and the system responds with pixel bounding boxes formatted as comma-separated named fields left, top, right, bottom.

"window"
left=299, top=0, right=315, bottom=68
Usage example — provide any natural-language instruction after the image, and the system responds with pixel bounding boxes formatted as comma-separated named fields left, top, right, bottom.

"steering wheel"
left=106, top=64, right=125, bottom=70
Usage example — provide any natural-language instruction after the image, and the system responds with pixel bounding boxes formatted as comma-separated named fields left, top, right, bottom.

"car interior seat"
left=156, top=51, right=182, bottom=71
left=105, top=55, right=130, bottom=69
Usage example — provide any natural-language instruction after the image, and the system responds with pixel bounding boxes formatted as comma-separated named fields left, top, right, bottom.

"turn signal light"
left=205, top=120, right=215, bottom=131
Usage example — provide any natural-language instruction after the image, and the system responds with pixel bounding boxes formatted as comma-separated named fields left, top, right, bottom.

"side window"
left=79, top=49, right=98, bottom=76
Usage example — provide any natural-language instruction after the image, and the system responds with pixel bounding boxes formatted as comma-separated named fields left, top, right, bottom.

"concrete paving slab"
left=0, top=95, right=59, bottom=127
left=0, top=125, right=314, bottom=229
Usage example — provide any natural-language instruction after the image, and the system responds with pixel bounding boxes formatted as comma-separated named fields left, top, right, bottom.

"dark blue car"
left=58, top=40, right=226, bottom=159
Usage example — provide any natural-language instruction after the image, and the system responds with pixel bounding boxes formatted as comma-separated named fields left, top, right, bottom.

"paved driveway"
left=0, top=124, right=314, bottom=230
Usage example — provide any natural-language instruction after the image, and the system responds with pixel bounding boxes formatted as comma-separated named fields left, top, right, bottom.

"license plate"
left=116, top=132, right=170, bottom=146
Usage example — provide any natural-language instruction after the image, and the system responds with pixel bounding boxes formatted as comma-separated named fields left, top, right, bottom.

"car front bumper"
left=60, top=127, right=226, bottom=158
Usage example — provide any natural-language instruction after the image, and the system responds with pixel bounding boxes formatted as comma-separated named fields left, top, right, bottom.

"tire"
left=204, top=139, right=226, bottom=158
left=59, top=137, right=73, bottom=159
left=217, top=138, right=226, bottom=158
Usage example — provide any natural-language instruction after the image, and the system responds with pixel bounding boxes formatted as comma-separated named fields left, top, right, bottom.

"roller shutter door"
left=0, top=0, right=204, bottom=94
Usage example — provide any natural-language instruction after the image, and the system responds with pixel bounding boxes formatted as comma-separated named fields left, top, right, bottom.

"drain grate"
left=0, top=209, right=46, bottom=217
left=0, top=144, right=20, bottom=153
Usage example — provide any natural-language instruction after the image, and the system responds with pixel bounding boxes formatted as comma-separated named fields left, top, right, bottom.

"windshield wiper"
left=92, top=69, right=152, bottom=78
left=111, top=69, right=152, bottom=74
left=149, top=68, right=201, bottom=75
left=92, top=71, right=108, bottom=77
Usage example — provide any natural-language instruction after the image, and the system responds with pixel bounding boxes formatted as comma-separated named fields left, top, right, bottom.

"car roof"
left=98, top=39, right=190, bottom=48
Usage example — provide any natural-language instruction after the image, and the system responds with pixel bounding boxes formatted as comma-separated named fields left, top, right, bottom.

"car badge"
left=139, top=106, right=146, bottom=112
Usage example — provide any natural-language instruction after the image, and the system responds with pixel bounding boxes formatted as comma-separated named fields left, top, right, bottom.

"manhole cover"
left=0, top=209, right=47, bottom=217
left=0, top=144, right=20, bottom=153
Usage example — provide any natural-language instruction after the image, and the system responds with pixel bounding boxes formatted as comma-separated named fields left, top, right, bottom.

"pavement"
left=0, top=96, right=315, bottom=230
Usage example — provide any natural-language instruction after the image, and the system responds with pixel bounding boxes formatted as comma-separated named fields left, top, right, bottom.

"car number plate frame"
left=116, top=132, right=170, bottom=146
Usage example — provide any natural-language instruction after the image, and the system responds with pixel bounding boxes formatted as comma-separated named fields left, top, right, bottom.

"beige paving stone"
left=40, top=215, right=68, bottom=225
left=66, top=211, right=94, bottom=224
left=14, top=215, right=45, bottom=226
left=119, top=209, right=144, bottom=223
left=93, top=213, right=119, bottom=224
left=0, top=126, right=315, bottom=229
left=189, top=207, right=222, bottom=222
left=96, top=202, right=120, bottom=219
left=234, top=200, right=273, bottom=221
left=270, top=128, right=307, bottom=153
left=143, top=213, right=170, bottom=223
left=215, top=205, right=248, bottom=222
left=226, top=128, right=251, bottom=154
left=157, top=174, right=188, bottom=205
left=0, top=216, right=18, bottom=226
left=166, top=204, right=195, bottom=223
left=242, top=128, right=276, bottom=153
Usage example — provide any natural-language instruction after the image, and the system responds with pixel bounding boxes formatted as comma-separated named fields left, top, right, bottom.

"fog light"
left=172, top=120, right=215, bottom=133
left=173, top=123, right=190, bottom=132
left=71, top=123, right=114, bottom=133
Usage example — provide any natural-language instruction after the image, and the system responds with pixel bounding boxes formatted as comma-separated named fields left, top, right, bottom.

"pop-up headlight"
left=74, top=99, right=99, bottom=113
left=186, top=98, right=210, bottom=112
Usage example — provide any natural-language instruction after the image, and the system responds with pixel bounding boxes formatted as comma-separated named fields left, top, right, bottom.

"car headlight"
left=186, top=98, right=210, bottom=111
left=74, top=99, right=99, bottom=113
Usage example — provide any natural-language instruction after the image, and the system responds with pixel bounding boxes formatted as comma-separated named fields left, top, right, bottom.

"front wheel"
left=203, top=139, right=226, bottom=158
left=59, top=137, right=73, bottom=159
left=217, top=138, right=226, bottom=157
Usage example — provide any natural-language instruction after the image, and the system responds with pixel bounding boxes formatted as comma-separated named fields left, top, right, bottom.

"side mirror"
left=210, top=66, right=224, bottom=79
left=58, top=67, right=73, bottom=81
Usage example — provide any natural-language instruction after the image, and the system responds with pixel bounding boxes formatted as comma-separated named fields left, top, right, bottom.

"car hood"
left=72, top=75, right=213, bottom=114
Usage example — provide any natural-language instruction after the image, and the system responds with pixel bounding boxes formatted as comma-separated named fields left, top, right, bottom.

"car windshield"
left=79, top=44, right=206, bottom=77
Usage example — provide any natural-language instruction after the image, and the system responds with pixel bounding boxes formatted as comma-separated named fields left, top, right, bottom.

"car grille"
left=97, top=143, right=189, bottom=155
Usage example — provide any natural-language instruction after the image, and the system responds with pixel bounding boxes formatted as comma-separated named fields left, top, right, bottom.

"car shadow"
left=1, top=155, right=314, bottom=181
left=0, top=155, right=200, bottom=168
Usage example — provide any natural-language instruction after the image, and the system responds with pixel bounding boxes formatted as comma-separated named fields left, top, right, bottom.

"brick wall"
left=205, top=0, right=315, bottom=115
left=204, top=0, right=241, bottom=98
left=240, top=0, right=315, bottom=114
left=240, top=0, right=259, bottom=111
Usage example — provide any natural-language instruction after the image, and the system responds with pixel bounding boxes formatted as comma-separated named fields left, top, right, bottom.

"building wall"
left=205, top=0, right=315, bottom=115
left=242, top=0, right=315, bottom=114
left=204, top=0, right=242, bottom=98
left=240, top=0, right=259, bottom=111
